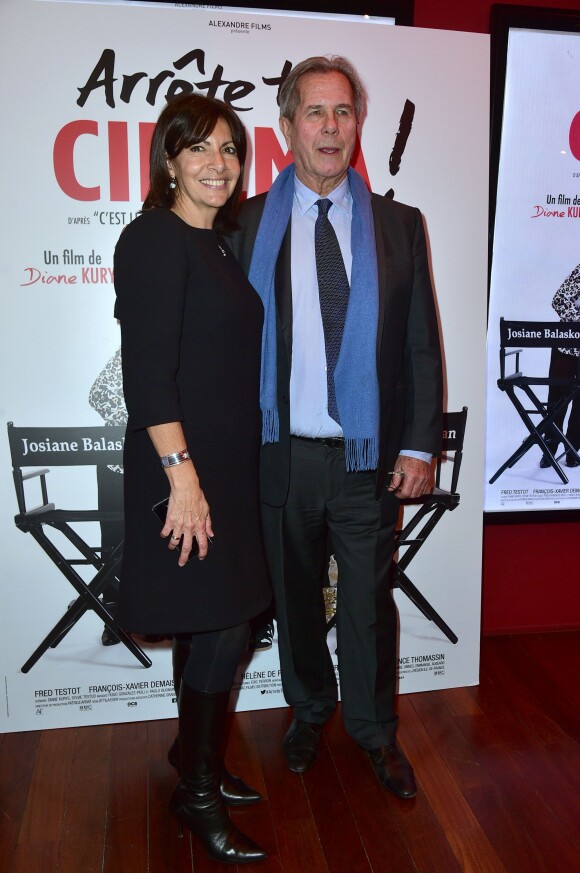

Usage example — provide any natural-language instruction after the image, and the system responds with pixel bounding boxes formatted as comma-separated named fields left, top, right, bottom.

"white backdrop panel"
left=0, top=0, right=488, bottom=731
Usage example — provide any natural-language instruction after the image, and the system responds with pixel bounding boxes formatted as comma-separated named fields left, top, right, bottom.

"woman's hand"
left=146, top=422, right=214, bottom=566
left=162, top=461, right=214, bottom=565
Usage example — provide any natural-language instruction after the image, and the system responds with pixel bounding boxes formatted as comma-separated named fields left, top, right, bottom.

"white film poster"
left=485, top=28, right=580, bottom=511
left=0, top=0, right=488, bottom=732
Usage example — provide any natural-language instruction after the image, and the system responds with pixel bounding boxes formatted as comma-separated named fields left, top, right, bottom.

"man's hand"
left=387, top=455, right=434, bottom=499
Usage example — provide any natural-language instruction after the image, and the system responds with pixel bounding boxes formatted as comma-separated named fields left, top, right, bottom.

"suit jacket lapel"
left=276, top=221, right=293, bottom=363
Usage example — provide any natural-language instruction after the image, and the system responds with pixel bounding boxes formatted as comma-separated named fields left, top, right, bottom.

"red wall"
left=414, top=0, right=580, bottom=634
left=414, top=0, right=580, bottom=33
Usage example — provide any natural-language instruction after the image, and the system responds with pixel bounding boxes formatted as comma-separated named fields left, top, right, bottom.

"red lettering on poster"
left=351, top=136, right=371, bottom=189
left=139, top=123, right=155, bottom=201
left=253, top=127, right=293, bottom=195
left=108, top=121, right=129, bottom=201
left=53, top=120, right=100, bottom=201
left=570, top=111, right=580, bottom=161
left=54, top=123, right=373, bottom=202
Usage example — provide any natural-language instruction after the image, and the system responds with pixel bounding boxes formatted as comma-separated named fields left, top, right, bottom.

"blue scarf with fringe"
left=249, top=164, right=379, bottom=472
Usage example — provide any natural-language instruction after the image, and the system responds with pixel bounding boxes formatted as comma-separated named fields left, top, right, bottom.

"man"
left=231, top=56, right=442, bottom=798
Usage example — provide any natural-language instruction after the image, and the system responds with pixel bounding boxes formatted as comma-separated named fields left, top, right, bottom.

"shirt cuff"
left=400, top=449, right=432, bottom=464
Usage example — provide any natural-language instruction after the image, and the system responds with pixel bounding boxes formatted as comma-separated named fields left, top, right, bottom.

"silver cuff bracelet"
left=160, top=450, right=191, bottom=468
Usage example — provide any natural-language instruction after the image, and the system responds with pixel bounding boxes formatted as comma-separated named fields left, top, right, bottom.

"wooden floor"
left=1, top=632, right=579, bottom=873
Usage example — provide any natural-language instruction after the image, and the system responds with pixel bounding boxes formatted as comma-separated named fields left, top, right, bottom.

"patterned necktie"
left=315, top=198, right=350, bottom=424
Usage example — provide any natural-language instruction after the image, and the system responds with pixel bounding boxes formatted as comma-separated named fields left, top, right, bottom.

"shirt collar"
left=294, top=173, right=352, bottom=217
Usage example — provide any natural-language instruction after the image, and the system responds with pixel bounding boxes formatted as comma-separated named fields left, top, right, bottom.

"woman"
left=88, top=347, right=126, bottom=646
left=114, top=93, right=270, bottom=864
left=541, top=262, right=580, bottom=468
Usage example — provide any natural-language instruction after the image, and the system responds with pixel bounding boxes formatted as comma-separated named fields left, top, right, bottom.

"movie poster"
left=0, top=0, right=488, bottom=731
left=485, top=27, right=580, bottom=511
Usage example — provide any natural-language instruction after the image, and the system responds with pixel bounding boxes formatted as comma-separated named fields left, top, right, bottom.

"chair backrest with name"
left=499, top=318, right=580, bottom=350
left=7, top=423, right=126, bottom=514
left=437, top=408, right=467, bottom=494
left=8, top=423, right=125, bottom=469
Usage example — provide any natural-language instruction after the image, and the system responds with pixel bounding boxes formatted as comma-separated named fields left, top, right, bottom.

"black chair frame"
left=326, top=408, right=467, bottom=646
left=489, top=319, right=580, bottom=485
left=7, top=422, right=151, bottom=673
left=391, top=407, right=468, bottom=645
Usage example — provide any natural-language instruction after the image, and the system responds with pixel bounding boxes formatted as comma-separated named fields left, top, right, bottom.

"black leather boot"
left=169, top=639, right=261, bottom=806
left=171, top=636, right=191, bottom=699
left=168, top=735, right=261, bottom=805
left=168, top=685, right=266, bottom=864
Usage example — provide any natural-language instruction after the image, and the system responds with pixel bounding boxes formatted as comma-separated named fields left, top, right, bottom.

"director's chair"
left=488, top=319, right=580, bottom=485
left=7, top=422, right=151, bottom=673
left=391, top=407, right=468, bottom=645
left=326, top=409, right=467, bottom=645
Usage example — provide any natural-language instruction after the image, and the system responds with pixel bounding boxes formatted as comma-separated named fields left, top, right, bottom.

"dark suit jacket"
left=230, top=191, right=443, bottom=505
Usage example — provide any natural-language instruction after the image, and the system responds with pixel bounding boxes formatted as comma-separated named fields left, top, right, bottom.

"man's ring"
left=171, top=535, right=180, bottom=541
left=388, top=470, right=406, bottom=478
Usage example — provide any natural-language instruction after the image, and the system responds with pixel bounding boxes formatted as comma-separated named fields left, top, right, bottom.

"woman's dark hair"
left=143, top=92, right=247, bottom=233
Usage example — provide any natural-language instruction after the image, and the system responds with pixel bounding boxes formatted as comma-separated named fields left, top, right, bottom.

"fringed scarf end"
left=261, top=407, right=279, bottom=445
left=345, top=437, right=378, bottom=472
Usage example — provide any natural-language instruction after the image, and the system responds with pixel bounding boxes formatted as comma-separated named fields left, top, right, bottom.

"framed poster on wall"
left=485, top=5, right=580, bottom=512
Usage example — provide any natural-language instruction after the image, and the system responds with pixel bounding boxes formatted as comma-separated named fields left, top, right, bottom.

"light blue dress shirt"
left=289, top=175, right=430, bottom=463
left=289, top=176, right=350, bottom=438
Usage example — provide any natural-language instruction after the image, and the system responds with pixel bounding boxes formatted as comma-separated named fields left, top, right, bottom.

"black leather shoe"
left=283, top=719, right=323, bottom=773
left=367, top=743, right=417, bottom=798
left=566, top=449, right=580, bottom=467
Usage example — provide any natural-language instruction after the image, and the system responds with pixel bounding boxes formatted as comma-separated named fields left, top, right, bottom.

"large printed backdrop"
left=485, top=28, right=580, bottom=511
left=0, top=0, right=489, bottom=732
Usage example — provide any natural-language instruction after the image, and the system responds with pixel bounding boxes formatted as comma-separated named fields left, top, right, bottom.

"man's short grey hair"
left=278, top=56, right=366, bottom=121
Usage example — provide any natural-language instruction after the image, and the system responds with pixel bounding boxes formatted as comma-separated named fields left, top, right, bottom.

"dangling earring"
left=169, top=175, right=177, bottom=190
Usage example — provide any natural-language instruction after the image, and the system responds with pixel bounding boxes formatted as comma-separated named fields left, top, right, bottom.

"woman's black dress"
left=113, top=208, right=270, bottom=633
